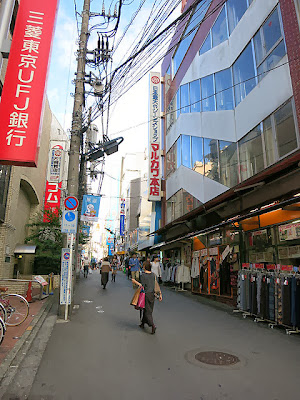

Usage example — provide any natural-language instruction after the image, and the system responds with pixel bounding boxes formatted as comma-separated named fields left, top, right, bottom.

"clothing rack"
left=237, top=268, right=300, bottom=335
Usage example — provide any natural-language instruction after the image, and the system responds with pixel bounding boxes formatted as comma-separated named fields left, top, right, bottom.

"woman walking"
left=151, top=256, right=162, bottom=282
left=100, top=257, right=111, bottom=289
left=111, top=255, right=118, bottom=282
left=132, top=261, right=162, bottom=334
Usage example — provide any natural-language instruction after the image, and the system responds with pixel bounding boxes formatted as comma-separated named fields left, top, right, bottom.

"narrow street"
left=28, top=272, right=300, bottom=400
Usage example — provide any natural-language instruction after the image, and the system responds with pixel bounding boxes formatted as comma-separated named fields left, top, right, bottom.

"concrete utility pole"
left=67, top=0, right=90, bottom=197
left=63, top=0, right=90, bottom=316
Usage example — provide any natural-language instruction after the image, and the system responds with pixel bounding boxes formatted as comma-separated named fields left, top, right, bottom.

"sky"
left=47, top=0, right=179, bottom=240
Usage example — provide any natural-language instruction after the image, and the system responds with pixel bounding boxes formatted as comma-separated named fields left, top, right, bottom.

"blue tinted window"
left=257, top=40, right=286, bottom=81
left=227, top=0, right=248, bottom=35
left=200, top=32, right=211, bottom=55
left=173, top=1, right=212, bottom=76
left=215, top=68, right=234, bottom=110
left=190, top=80, right=201, bottom=112
left=182, top=135, right=191, bottom=168
left=239, top=125, right=264, bottom=181
left=212, top=6, right=228, bottom=47
left=176, top=90, right=180, bottom=118
left=204, top=138, right=219, bottom=181
left=201, top=74, right=215, bottom=111
left=262, top=7, right=282, bottom=54
left=180, top=84, right=190, bottom=113
left=233, top=43, right=256, bottom=106
left=192, top=136, right=204, bottom=174
left=176, top=137, right=182, bottom=168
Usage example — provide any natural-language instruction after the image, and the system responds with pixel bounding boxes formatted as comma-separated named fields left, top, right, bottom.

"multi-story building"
left=157, top=0, right=300, bottom=302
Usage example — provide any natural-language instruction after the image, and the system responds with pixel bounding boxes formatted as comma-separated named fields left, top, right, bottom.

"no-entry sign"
left=64, top=196, right=79, bottom=211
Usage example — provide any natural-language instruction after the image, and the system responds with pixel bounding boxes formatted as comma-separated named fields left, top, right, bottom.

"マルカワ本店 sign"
left=0, top=0, right=59, bottom=166
left=148, top=72, right=161, bottom=201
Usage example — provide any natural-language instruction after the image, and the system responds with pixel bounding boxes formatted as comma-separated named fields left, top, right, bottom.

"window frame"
left=253, top=6, right=286, bottom=74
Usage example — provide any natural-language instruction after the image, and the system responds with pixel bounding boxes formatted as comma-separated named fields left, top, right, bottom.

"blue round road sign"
left=65, top=211, right=75, bottom=222
left=64, top=252, right=70, bottom=260
left=64, top=196, right=79, bottom=211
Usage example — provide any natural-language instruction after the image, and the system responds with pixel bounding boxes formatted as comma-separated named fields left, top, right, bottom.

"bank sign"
left=0, top=0, right=59, bottom=166
left=148, top=72, right=161, bottom=201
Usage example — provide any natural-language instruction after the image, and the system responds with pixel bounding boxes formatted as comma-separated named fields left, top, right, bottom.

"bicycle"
left=0, top=287, right=30, bottom=327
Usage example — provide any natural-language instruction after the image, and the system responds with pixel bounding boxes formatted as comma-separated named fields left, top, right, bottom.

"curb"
left=0, top=293, right=57, bottom=389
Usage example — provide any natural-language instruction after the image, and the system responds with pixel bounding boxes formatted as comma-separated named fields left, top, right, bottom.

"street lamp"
left=85, top=136, right=124, bottom=161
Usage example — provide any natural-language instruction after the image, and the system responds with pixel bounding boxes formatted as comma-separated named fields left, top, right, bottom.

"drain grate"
left=195, top=351, right=240, bottom=366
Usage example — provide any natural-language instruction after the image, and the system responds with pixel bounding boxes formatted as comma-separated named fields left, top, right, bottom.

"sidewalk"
left=0, top=298, right=48, bottom=365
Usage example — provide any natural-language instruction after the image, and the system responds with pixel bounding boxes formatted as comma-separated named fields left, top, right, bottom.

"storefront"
left=191, top=228, right=240, bottom=305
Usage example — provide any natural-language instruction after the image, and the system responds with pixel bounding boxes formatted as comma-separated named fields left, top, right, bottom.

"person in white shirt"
left=151, top=256, right=161, bottom=281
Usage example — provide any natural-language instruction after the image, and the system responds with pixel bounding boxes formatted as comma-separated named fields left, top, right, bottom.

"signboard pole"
left=65, top=233, right=74, bottom=321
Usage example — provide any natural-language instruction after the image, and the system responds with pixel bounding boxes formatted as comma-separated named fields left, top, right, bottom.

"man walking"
left=83, top=257, right=89, bottom=278
left=129, top=254, right=140, bottom=288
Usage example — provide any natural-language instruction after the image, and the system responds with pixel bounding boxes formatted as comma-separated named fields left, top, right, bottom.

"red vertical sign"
left=0, top=0, right=59, bottom=167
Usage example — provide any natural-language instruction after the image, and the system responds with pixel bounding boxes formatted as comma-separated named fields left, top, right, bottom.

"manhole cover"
left=195, top=351, right=240, bottom=366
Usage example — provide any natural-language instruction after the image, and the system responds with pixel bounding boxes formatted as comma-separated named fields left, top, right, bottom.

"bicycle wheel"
left=4, top=294, right=29, bottom=326
left=0, top=302, right=7, bottom=323
left=0, top=317, right=5, bottom=344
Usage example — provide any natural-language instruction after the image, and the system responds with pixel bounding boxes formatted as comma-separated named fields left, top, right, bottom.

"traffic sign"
left=60, top=248, right=71, bottom=305
left=61, top=210, right=78, bottom=234
left=64, top=196, right=79, bottom=211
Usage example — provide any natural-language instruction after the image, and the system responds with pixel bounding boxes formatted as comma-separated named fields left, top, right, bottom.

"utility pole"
left=63, top=0, right=90, bottom=317
left=67, top=0, right=90, bottom=197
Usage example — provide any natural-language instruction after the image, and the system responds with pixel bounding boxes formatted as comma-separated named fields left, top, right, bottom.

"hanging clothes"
left=191, top=255, right=200, bottom=278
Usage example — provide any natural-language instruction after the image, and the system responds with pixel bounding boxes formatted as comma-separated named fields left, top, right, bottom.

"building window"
left=176, top=89, right=180, bottom=119
left=215, top=68, right=234, bottom=110
left=176, top=137, right=182, bottom=168
left=180, top=83, right=190, bottom=113
left=233, top=43, right=256, bottom=106
left=295, top=0, right=300, bottom=27
left=201, top=74, right=215, bottom=111
left=199, top=32, right=211, bottom=55
left=204, top=138, right=219, bottom=182
left=274, top=100, right=298, bottom=158
left=166, top=143, right=177, bottom=177
left=253, top=6, right=286, bottom=81
left=0, top=166, right=11, bottom=222
left=211, top=6, right=228, bottom=47
left=192, top=136, right=204, bottom=174
left=189, top=79, right=201, bottom=112
left=219, top=141, right=238, bottom=187
left=181, top=135, right=191, bottom=168
left=227, top=0, right=248, bottom=35
left=239, top=125, right=264, bottom=181
left=173, top=0, right=212, bottom=76
left=262, top=116, right=276, bottom=166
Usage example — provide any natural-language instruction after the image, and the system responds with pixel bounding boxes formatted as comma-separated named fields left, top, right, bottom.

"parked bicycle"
left=0, top=287, right=29, bottom=327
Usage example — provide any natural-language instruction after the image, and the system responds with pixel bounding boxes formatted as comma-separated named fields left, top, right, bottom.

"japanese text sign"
left=148, top=72, right=161, bottom=201
left=0, top=0, right=59, bottom=166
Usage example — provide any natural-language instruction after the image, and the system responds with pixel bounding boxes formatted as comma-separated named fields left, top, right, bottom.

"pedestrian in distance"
left=83, top=257, right=89, bottom=278
left=132, top=260, right=162, bottom=334
left=129, top=254, right=140, bottom=289
left=111, top=254, right=118, bottom=282
left=151, top=256, right=162, bottom=283
left=100, top=257, right=111, bottom=289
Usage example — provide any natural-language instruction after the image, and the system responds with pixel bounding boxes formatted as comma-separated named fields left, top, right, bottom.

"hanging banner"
left=81, top=195, right=101, bottom=222
left=81, top=225, right=90, bottom=237
left=120, top=198, right=125, bottom=236
left=148, top=72, right=162, bottom=201
left=0, top=0, right=59, bottom=166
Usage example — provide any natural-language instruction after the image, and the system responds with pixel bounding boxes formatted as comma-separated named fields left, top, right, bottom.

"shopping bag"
left=130, top=286, right=141, bottom=306
left=135, top=289, right=145, bottom=310
left=154, top=276, right=161, bottom=295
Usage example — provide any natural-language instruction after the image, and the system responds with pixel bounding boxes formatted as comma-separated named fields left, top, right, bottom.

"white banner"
left=148, top=72, right=161, bottom=201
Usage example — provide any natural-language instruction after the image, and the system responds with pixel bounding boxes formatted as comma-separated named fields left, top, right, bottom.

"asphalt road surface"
left=29, top=270, right=300, bottom=400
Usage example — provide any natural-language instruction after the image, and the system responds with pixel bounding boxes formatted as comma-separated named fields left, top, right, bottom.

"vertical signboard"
left=0, top=0, right=59, bottom=166
left=60, top=248, right=71, bottom=305
left=148, top=72, right=162, bottom=201
left=43, top=145, right=63, bottom=221
left=81, top=195, right=101, bottom=222
left=120, top=198, right=125, bottom=236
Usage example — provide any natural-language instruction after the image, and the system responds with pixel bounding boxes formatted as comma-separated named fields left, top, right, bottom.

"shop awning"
left=150, top=242, right=166, bottom=250
left=150, top=196, right=300, bottom=249
left=14, top=244, right=36, bottom=254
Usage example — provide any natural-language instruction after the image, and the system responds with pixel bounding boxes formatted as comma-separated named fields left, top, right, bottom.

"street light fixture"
left=85, top=136, right=124, bottom=161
